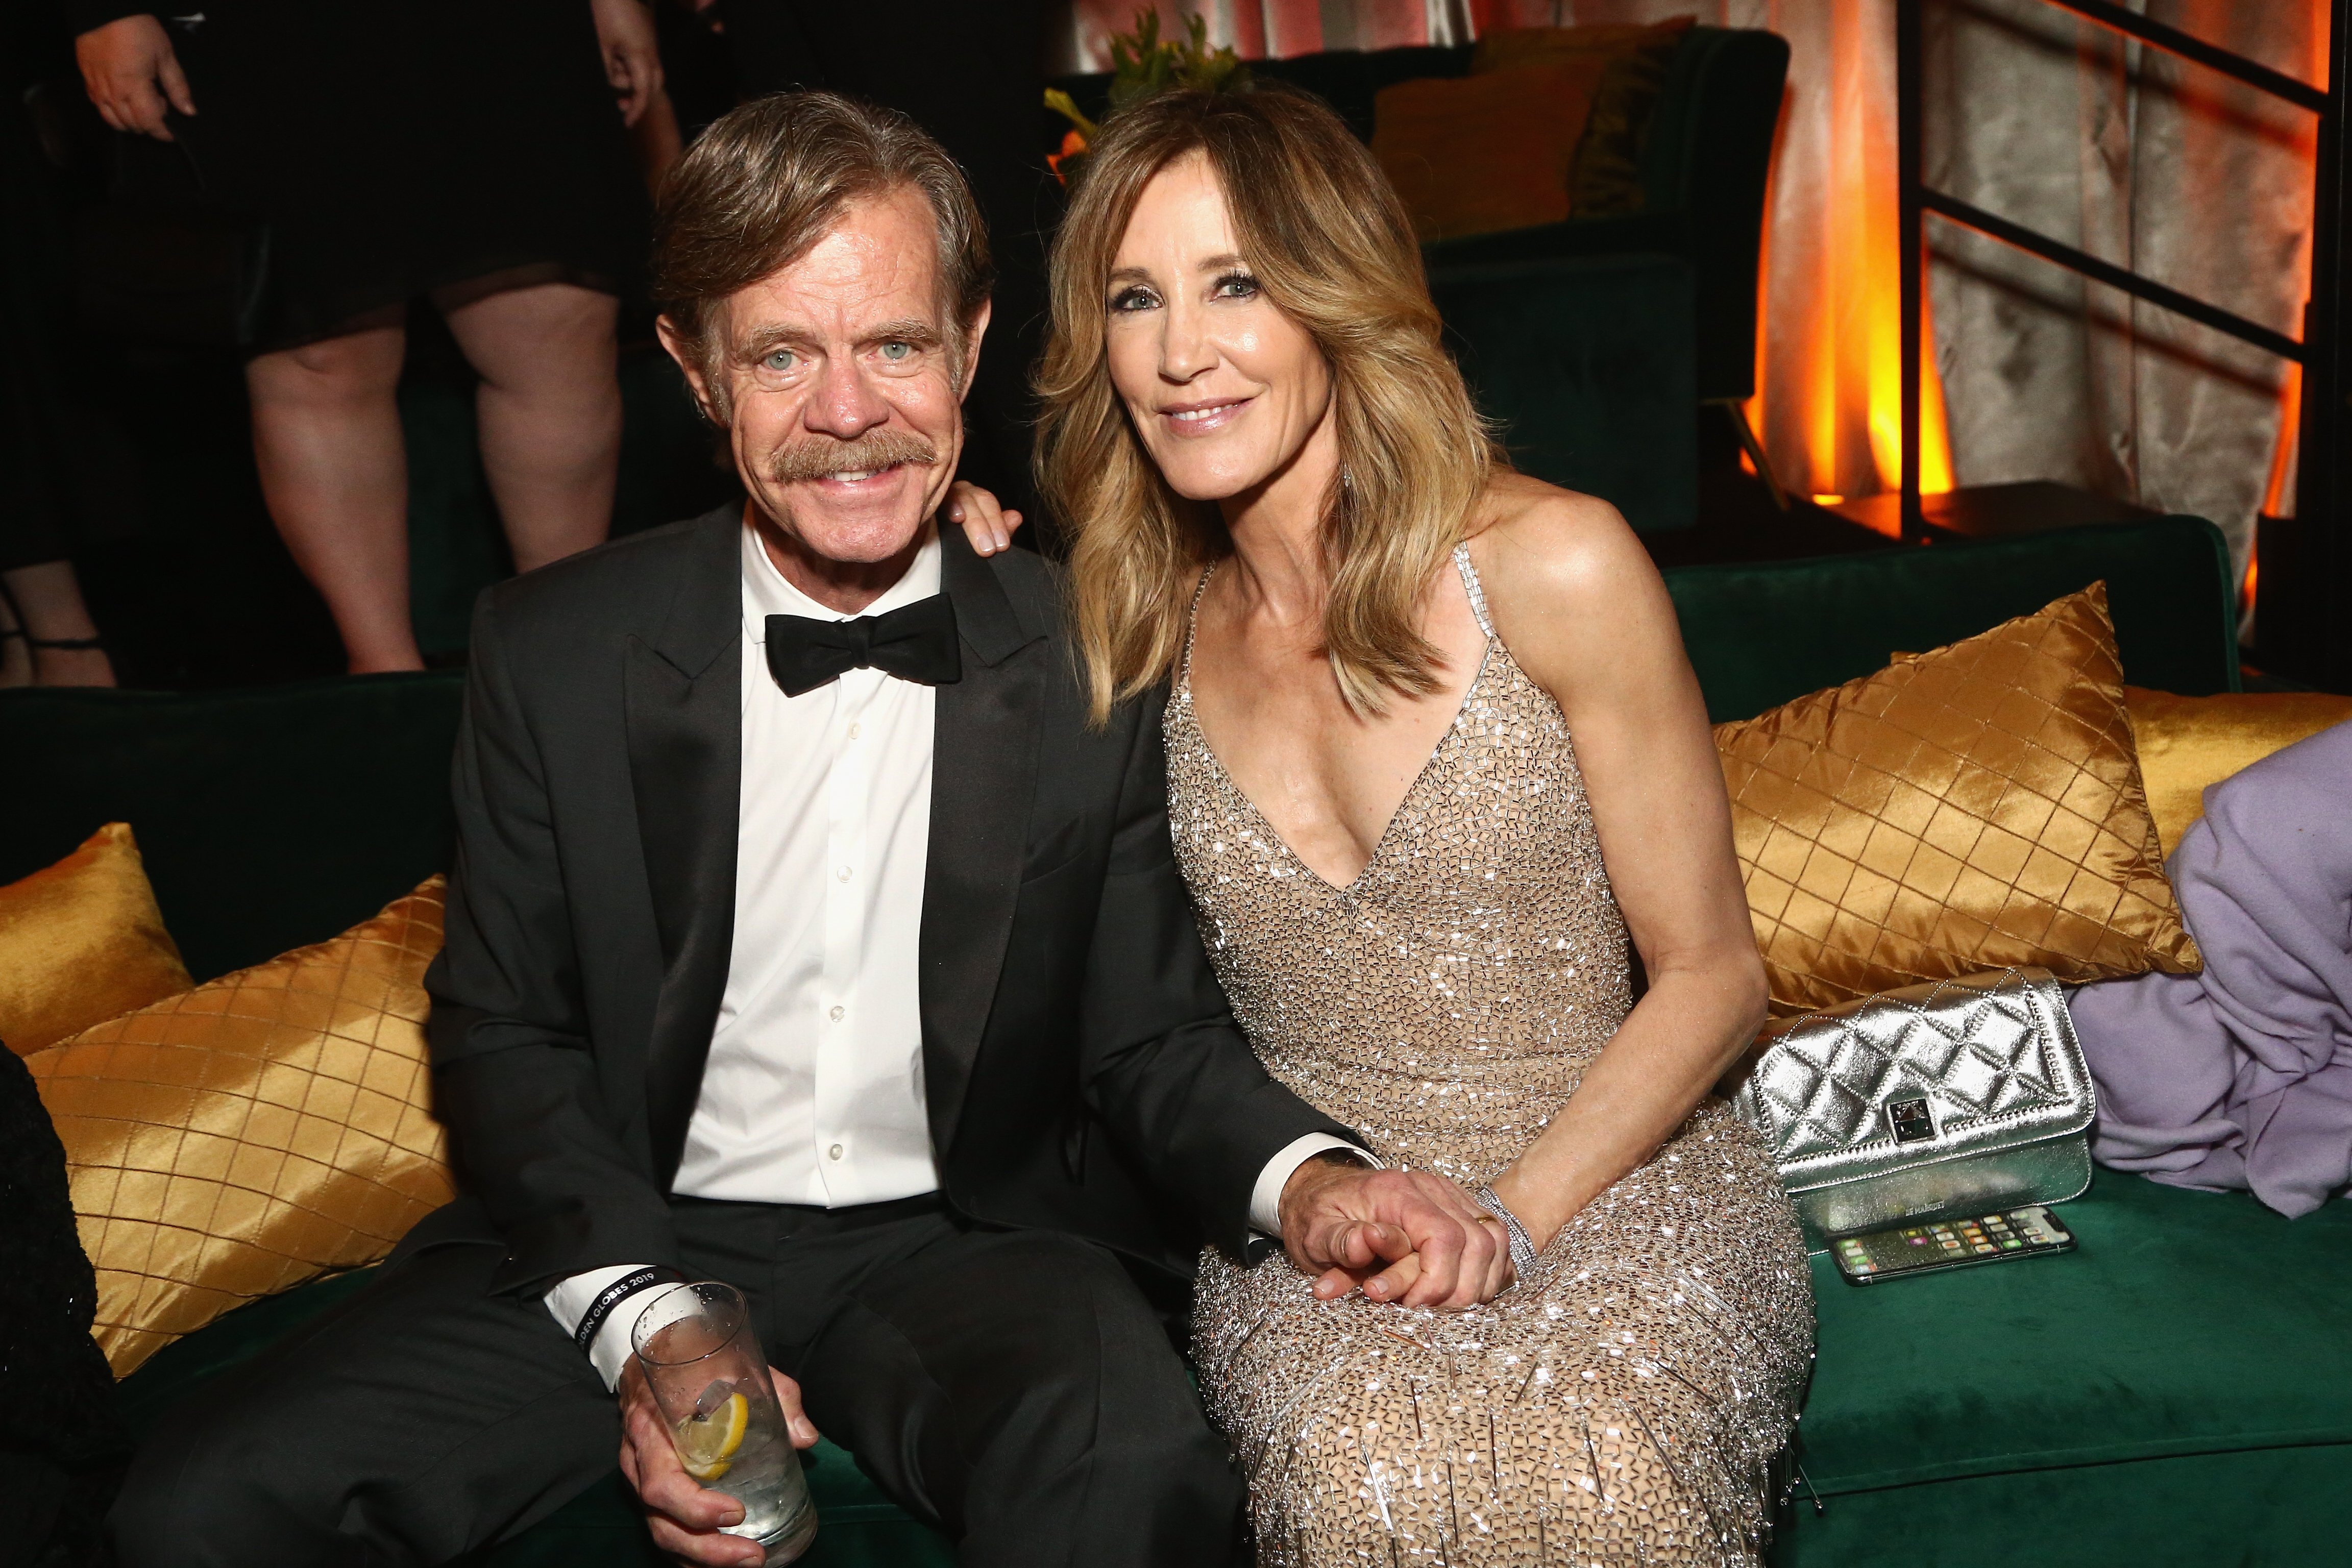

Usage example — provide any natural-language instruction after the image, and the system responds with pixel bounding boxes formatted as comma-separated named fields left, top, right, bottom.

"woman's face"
left=1104, top=153, right=1335, bottom=505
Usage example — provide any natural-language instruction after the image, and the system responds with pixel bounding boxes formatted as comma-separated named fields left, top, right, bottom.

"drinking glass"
left=631, top=1281, right=817, bottom=1564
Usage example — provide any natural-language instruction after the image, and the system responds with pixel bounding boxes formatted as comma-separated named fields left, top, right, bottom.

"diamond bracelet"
left=1473, top=1185, right=1541, bottom=1279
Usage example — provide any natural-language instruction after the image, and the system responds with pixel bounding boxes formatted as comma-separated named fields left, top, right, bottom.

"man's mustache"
left=766, top=428, right=940, bottom=485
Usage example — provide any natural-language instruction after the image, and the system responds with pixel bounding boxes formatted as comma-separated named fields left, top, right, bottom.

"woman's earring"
left=1340, top=465, right=1355, bottom=493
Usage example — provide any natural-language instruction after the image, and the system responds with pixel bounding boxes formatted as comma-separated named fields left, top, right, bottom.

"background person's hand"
left=591, top=0, right=664, bottom=129
left=1278, top=1159, right=1513, bottom=1310
left=617, top=1358, right=818, bottom=1566
left=75, top=15, right=194, bottom=142
left=944, top=480, right=1022, bottom=556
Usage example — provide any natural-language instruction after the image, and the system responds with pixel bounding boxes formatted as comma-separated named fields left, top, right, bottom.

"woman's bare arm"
left=1470, top=476, right=1767, bottom=1248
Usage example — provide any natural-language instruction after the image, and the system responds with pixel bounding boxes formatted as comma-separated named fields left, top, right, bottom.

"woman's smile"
left=1156, top=395, right=1255, bottom=436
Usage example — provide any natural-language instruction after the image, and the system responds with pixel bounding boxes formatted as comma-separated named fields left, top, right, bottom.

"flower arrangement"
left=1045, top=9, right=1253, bottom=185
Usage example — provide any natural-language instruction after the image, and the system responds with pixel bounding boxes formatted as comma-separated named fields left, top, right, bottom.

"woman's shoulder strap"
left=1177, top=562, right=1219, bottom=689
left=1452, top=542, right=1496, bottom=639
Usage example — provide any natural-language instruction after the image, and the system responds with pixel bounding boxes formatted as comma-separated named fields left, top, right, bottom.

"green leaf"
left=1105, top=5, right=1252, bottom=111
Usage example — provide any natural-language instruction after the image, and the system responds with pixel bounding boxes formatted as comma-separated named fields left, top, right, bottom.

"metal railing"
left=1895, top=0, right=2338, bottom=546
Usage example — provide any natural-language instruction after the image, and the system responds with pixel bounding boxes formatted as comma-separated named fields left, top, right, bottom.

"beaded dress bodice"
left=1166, top=544, right=1631, bottom=1184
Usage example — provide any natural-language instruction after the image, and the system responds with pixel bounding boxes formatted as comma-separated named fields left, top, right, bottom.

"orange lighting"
left=1812, top=494, right=1845, bottom=505
left=1744, top=4, right=1955, bottom=507
left=2262, top=359, right=2302, bottom=520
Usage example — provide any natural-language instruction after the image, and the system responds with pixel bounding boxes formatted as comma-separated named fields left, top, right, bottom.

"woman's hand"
left=591, top=0, right=665, bottom=129
left=76, top=15, right=194, bottom=141
left=944, top=481, right=1022, bottom=556
left=1279, top=1159, right=1514, bottom=1309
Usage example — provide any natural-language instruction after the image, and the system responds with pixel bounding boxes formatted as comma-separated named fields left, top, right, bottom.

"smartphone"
left=1830, top=1205, right=2076, bottom=1285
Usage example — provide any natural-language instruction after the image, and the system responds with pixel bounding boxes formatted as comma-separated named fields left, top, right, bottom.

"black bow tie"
left=764, top=594, right=962, bottom=698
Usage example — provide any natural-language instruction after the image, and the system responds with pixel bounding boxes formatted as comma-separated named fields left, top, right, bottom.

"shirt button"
left=847, top=722, right=861, bottom=740
left=829, top=1005, right=845, bottom=1021
left=827, top=1143, right=844, bottom=1161
left=837, top=866, right=852, bottom=881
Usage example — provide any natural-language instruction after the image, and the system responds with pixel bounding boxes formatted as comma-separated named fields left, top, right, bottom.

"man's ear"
left=656, top=314, right=726, bottom=426
left=955, top=297, right=993, bottom=403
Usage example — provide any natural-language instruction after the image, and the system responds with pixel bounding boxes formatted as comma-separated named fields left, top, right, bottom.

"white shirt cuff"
left=545, top=1264, right=665, bottom=1391
left=1248, top=1133, right=1381, bottom=1239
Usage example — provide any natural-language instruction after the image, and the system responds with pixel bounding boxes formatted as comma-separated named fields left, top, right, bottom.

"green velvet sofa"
left=9, top=516, right=2348, bottom=1567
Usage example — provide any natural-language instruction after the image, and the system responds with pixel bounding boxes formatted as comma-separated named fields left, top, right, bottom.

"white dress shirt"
left=546, top=516, right=1364, bottom=1388
left=675, top=517, right=945, bottom=1205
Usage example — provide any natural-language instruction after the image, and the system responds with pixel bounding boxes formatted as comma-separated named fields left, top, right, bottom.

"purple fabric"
left=2070, top=719, right=2352, bottom=1218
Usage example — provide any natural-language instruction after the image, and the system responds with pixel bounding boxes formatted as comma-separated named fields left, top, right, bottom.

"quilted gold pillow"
left=1715, top=584, right=2200, bottom=1016
left=2123, top=686, right=2352, bottom=859
left=1, top=823, right=192, bottom=1057
left=29, top=876, right=454, bottom=1376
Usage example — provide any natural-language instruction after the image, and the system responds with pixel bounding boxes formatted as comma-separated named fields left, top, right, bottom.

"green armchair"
left=1415, top=28, right=1791, bottom=411
left=1429, top=252, right=1697, bottom=532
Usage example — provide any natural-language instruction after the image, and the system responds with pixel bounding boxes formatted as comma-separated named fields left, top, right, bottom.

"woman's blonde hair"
left=1036, top=85, right=1501, bottom=722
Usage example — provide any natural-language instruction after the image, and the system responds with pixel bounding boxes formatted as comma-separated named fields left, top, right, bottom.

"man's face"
left=665, top=186, right=987, bottom=565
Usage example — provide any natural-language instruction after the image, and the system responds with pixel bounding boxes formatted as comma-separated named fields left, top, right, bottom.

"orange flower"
left=1048, top=128, right=1088, bottom=186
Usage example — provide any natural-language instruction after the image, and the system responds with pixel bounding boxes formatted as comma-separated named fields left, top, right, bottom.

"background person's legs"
left=441, top=282, right=621, bottom=573
left=245, top=324, right=419, bottom=673
left=0, top=586, right=24, bottom=685
left=0, top=560, right=116, bottom=687
left=109, top=1243, right=618, bottom=1568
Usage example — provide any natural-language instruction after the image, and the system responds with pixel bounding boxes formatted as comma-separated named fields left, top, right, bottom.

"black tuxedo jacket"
left=416, top=502, right=1345, bottom=1293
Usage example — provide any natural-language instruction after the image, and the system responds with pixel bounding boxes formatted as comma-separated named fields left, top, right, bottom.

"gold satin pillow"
left=2124, top=687, right=2352, bottom=859
left=1716, top=585, right=2201, bottom=1016
left=1, top=823, right=192, bottom=1057
left=29, top=877, right=454, bottom=1377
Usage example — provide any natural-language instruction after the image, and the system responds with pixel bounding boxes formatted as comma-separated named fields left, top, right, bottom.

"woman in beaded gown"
left=1033, top=86, right=1815, bottom=1565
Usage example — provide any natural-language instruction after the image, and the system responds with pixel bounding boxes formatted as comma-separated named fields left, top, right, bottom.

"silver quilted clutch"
left=1729, top=967, right=2093, bottom=1245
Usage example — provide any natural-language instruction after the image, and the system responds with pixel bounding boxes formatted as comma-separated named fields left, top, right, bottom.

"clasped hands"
left=1278, top=1156, right=1517, bottom=1310
left=616, top=1161, right=1508, bottom=1562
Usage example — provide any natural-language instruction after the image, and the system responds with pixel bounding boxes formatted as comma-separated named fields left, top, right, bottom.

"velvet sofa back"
left=0, top=515, right=2238, bottom=979
left=1669, top=515, right=2240, bottom=722
left=0, top=674, right=463, bottom=983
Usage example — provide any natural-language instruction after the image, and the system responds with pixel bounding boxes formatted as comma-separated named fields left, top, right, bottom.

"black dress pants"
left=109, top=1197, right=1240, bottom=1568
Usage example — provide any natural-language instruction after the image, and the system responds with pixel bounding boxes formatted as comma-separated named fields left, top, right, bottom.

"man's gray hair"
left=652, top=91, right=992, bottom=423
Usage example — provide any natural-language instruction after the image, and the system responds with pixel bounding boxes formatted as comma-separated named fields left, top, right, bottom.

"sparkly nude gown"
left=1168, top=546, right=1816, bottom=1566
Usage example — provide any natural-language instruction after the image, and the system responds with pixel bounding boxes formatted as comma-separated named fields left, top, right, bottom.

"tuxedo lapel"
left=921, top=528, right=1049, bottom=1156
left=625, top=505, right=744, bottom=1184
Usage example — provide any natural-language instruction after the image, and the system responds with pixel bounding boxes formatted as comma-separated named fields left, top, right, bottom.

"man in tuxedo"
left=109, top=92, right=1508, bottom=1568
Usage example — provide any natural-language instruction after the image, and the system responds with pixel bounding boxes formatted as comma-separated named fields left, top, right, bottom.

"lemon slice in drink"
left=676, top=1390, right=750, bottom=1482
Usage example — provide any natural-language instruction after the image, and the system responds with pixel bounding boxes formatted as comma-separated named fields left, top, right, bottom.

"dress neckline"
left=1176, top=543, right=1497, bottom=896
